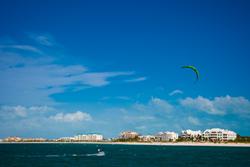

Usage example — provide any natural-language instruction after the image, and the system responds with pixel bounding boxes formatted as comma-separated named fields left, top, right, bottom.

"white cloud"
left=169, top=89, right=183, bottom=96
left=180, top=96, right=222, bottom=115
left=133, top=103, right=148, bottom=112
left=79, top=72, right=133, bottom=87
left=50, top=111, right=92, bottom=122
left=135, top=126, right=147, bottom=130
left=27, top=33, right=58, bottom=47
left=123, top=115, right=155, bottom=121
left=116, top=96, right=131, bottom=100
left=101, top=96, right=131, bottom=101
left=28, top=106, right=55, bottom=113
left=0, top=105, right=54, bottom=119
left=133, top=97, right=174, bottom=113
left=0, top=45, right=42, bottom=54
left=180, top=95, right=250, bottom=115
left=0, top=37, right=136, bottom=105
left=149, top=97, right=174, bottom=113
left=0, top=105, right=94, bottom=137
left=125, top=77, right=147, bottom=83
left=0, top=105, right=27, bottom=117
left=187, top=116, right=201, bottom=126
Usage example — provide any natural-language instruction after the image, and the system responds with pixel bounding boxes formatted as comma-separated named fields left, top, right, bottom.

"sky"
left=0, top=0, right=250, bottom=138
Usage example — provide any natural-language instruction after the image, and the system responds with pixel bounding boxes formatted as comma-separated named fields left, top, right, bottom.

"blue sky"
left=0, top=0, right=250, bottom=138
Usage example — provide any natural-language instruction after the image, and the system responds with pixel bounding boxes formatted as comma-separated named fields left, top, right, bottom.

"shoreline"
left=1, top=142, right=250, bottom=147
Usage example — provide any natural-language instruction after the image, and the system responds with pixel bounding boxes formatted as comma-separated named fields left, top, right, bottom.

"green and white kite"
left=182, top=65, right=200, bottom=80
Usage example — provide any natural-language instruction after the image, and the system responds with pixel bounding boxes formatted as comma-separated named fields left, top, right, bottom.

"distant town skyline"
left=0, top=0, right=250, bottom=138
left=1, top=128, right=238, bottom=143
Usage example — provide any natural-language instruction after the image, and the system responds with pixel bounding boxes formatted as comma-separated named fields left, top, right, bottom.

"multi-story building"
left=74, top=134, right=87, bottom=141
left=74, top=134, right=103, bottom=141
left=120, top=131, right=139, bottom=139
left=203, top=128, right=237, bottom=141
left=156, top=132, right=178, bottom=142
left=56, top=137, right=75, bottom=142
left=3, top=136, right=22, bottom=142
left=87, top=134, right=103, bottom=141
left=138, top=135, right=156, bottom=142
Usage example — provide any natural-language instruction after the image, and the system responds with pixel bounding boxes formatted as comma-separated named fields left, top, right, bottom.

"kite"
left=182, top=65, right=200, bottom=80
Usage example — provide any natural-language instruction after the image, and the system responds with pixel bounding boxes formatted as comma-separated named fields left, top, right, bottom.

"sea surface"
left=0, top=143, right=250, bottom=167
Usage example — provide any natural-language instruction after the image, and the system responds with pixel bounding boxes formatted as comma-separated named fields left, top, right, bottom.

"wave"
left=45, top=154, right=62, bottom=157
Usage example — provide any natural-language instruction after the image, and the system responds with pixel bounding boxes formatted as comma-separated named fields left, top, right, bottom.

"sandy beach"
left=1, top=142, right=250, bottom=147
left=109, top=142, right=250, bottom=147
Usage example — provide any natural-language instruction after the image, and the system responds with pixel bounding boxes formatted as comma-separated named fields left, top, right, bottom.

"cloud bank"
left=50, top=111, right=92, bottom=122
left=180, top=95, right=250, bottom=115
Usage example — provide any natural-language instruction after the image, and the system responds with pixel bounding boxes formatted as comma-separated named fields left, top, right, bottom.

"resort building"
left=3, top=136, right=22, bottom=142
left=181, top=130, right=202, bottom=141
left=74, top=134, right=103, bottom=141
left=56, top=137, right=75, bottom=142
left=156, top=132, right=178, bottom=142
left=138, top=135, right=156, bottom=142
left=203, top=128, right=237, bottom=141
left=120, top=131, right=139, bottom=139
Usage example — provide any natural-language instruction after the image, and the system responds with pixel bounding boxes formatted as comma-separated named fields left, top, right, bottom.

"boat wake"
left=86, top=151, right=105, bottom=157
left=16, top=151, right=105, bottom=158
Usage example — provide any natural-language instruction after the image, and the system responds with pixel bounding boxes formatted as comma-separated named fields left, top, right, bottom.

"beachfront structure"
left=138, top=135, right=156, bottom=142
left=203, top=128, right=237, bottom=141
left=3, top=137, right=47, bottom=142
left=181, top=130, right=202, bottom=137
left=21, top=138, right=47, bottom=142
left=120, top=131, right=139, bottom=139
left=181, top=130, right=202, bottom=141
left=56, top=137, right=75, bottom=142
left=74, top=134, right=103, bottom=141
left=3, top=136, right=22, bottom=142
left=156, top=132, right=178, bottom=142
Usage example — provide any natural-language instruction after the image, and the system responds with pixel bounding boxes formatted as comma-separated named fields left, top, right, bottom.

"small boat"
left=86, top=149, right=105, bottom=157
left=96, top=151, right=105, bottom=156
left=96, top=149, right=105, bottom=156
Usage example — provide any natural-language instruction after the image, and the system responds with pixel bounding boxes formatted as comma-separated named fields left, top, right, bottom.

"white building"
left=74, top=134, right=103, bottom=141
left=120, top=131, right=139, bottom=139
left=203, top=128, right=237, bottom=141
left=138, top=135, right=155, bottom=142
left=3, top=136, right=22, bottom=142
left=181, top=130, right=202, bottom=139
left=156, top=132, right=178, bottom=142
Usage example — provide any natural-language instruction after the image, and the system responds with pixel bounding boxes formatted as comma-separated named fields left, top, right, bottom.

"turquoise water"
left=0, top=144, right=250, bottom=167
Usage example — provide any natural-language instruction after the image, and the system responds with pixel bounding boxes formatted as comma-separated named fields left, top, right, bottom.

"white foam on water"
left=16, top=152, right=105, bottom=158
left=45, top=155, right=60, bottom=157
left=86, top=151, right=105, bottom=157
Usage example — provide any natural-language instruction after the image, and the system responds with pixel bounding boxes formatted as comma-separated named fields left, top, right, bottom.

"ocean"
left=0, top=143, right=250, bottom=167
